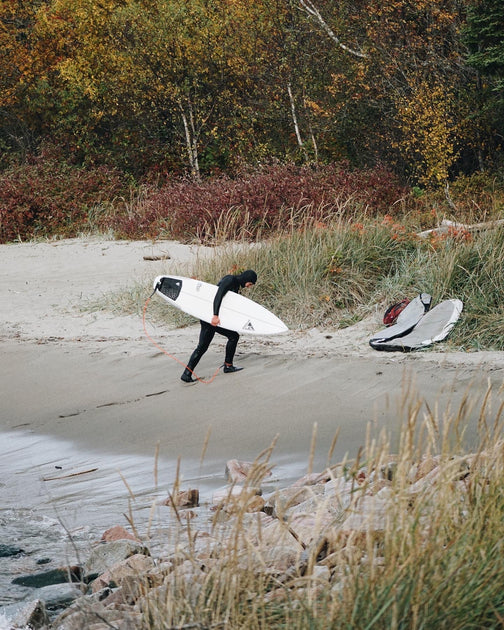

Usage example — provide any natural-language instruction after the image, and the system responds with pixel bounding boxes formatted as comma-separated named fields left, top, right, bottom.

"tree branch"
left=298, top=0, right=367, bottom=59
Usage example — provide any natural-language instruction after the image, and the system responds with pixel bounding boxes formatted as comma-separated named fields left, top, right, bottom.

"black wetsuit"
left=183, top=270, right=257, bottom=374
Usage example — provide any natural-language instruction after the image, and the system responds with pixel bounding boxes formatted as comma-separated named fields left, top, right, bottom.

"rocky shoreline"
left=2, top=450, right=484, bottom=630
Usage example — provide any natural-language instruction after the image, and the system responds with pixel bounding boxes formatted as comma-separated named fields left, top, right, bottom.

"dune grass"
left=126, top=383, right=504, bottom=630
left=92, top=209, right=504, bottom=350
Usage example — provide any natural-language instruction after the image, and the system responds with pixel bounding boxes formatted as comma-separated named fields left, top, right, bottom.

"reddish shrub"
left=0, top=160, right=407, bottom=243
left=0, top=157, right=125, bottom=243
left=110, top=162, right=408, bottom=241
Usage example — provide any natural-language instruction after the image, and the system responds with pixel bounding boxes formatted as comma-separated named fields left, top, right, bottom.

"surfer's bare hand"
left=211, top=315, right=220, bottom=326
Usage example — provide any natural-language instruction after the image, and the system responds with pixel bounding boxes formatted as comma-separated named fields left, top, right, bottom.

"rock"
left=212, top=484, right=245, bottom=504
left=36, top=557, right=52, bottom=565
left=99, top=570, right=162, bottom=608
left=338, top=495, right=390, bottom=538
left=259, top=519, right=305, bottom=551
left=2, top=599, right=49, bottom=629
left=281, top=493, right=333, bottom=520
left=160, top=489, right=200, bottom=508
left=225, top=459, right=272, bottom=484
left=225, top=459, right=255, bottom=483
left=324, top=476, right=352, bottom=495
left=411, top=455, right=440, bottom=481
left=90, top=553, right=155, bottom=594
left=0, top=543, right=24, bottom=557
left=29, top=583, right=83, bottom=611
left=261, top=545, right=303, bottom=573
left=11, top=566, right=82, bottom=588
left=244, top=495, right=265, bottom=513
left=311, top=564, right=331, bottom=581
left=212, top=485, right=265, bottom=514
left=268, top=485, right=325, bottom=517
left=83, top=540, right=150, bottom=581
left=52, top=599, right=141, bottom=630
left=291, top=469, right=333, bottom=487
left=212, top=484, right=262, bottom=505
left=101, top=525, right=139, bottom=542
left=14, top=599, right=49, bottom=629
left=407, top=466, right=440, bottom=495
left=288, top=512, right=337, bottom=548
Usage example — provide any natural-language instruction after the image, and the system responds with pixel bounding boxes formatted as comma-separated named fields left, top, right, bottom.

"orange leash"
left=142, top=295, right=221, bottom=384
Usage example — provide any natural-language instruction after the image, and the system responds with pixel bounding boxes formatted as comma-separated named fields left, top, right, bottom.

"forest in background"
left=1, top=0, right=503, bottom=242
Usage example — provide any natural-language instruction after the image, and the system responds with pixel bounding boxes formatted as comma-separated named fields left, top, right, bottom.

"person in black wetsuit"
left=181, top=270, right=258, bottom=383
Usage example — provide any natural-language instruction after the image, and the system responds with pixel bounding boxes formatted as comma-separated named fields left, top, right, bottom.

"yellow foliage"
left=394, top=80, right=460, bottom=188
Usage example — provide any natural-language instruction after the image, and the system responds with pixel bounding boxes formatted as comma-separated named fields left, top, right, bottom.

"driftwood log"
left=143, top=254, right=171, bottom=261
left=417, top=218, right=504, bottom=238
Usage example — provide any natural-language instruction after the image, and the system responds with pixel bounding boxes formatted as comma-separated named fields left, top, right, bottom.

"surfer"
left=181, top=270, right=258, bottom=383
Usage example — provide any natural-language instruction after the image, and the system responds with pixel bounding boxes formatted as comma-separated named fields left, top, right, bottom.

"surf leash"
left=142, top=293, right=221, bottom=384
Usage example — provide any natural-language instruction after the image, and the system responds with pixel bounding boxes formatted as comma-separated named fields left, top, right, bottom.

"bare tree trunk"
left=180, top=101, right=200, bottom=179
left=308, top=121, right=319, bottom=163
left=303, top=88, right=319, bottom=163
left=444, top=182, right=457, bottom=212
left=287, top=82, right=309, bottom=162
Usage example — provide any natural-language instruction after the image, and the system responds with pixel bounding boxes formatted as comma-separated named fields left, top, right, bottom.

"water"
left=0, top=429, right=305, bottom=613
left=0, top=429, right=193, bottom=609
left=0, top=510, right=90, bottom=606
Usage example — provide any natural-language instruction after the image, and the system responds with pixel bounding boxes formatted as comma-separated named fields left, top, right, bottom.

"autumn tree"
left=0, top=0, right=55, bottom=159
left=2, top=0, right=501, bottom=184
left=301, top=0, right=473, bottom=186
left=31, top=0, right=313, bottom=174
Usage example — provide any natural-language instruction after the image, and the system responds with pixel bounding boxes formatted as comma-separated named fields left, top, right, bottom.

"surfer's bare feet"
left=223, top=364, right=243, bottom=374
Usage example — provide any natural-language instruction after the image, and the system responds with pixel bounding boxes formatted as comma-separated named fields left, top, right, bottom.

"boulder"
left=212, top=485, right=265, bottom=514
left=84, top=540, right=150, bottom=581
left=11, top=566, right=81, bottom=588
left=4, top=599, right=49, bottom=630
left=52, top=599, right=141, bottom=630
left=338, top=495, right=390, bottom=538
left=225, top=459, right=272, bottom=484
left=0, top=544, right=24, bottom=557
left=291, top=469, right=333, bottom=487
left=288, top=512, right=337, bottom=548
left=225, top=459, right=255, bottom=483
left=259, top=519, right=305, bottom=551
left=101, top=525, right=138, bottom=542
left=160, top=489, right=200, bottom=508
left=90, top=553, right=155, bottom=593
left=29, top=583, right=83, bottom=612
left=267, top=485, right=325, bottom=517
left=212, top=485, right=246, bottom=504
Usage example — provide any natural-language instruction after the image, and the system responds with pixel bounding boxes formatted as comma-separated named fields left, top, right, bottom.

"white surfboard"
left=371, top=299, right=463, bottom=351
left=369, top=293, right=432, bottom=347
left=153, top=275, right=288, bottom=335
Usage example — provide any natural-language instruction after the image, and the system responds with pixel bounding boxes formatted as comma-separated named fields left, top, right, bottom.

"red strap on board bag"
left=383, top=298, right=410, bottom=325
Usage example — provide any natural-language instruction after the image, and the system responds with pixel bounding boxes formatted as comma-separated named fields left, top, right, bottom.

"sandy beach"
left=1, top=238, right=504, bottom=529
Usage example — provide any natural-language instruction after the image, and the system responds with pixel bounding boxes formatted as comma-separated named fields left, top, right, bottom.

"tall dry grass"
left=126, top=384, right=504, bottom=629
left=88, top=206, right=504, bottom=349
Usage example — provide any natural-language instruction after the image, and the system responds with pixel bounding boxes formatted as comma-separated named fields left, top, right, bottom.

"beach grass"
left=113, top=385, right=504, bottom=630
left=87, top=209, right=504, bottom=350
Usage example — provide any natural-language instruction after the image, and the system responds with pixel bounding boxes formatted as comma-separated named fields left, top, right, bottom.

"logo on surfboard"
left=242, top=320, right=255, bottom=331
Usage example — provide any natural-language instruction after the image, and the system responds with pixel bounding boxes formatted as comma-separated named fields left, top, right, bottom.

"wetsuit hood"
left=236, top=269, right=257, bottom=287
